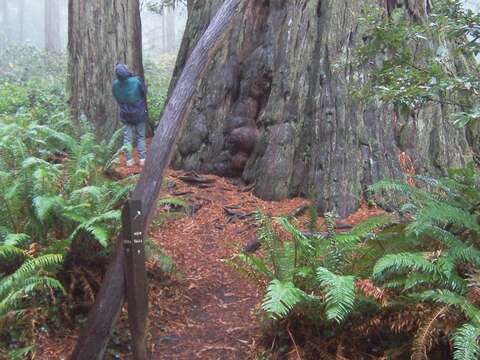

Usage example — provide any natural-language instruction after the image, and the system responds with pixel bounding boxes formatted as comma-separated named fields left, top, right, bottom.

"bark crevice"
left=170, top=0, right=473, bottom=217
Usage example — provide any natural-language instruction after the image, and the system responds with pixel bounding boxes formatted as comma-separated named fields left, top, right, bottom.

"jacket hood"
left=115, top=64, right=132, bottom=80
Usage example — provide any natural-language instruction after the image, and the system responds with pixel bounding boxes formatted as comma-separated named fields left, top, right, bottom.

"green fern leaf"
left=4, top=233, right=30, bottom=247
left=277, top=216, right=314, bottom=254
left=373, top=253, right=435, bottom=281
left=316, top=267, right=356, bottom=323
left=88, top=226, right=109, bottom=247
left=262, top=279, right=307, bottom=319
left=453, top=323, right=480, bottom=360
left=33, top=195, right=63, bottom=222
left=415, top=203, right=480, bottom=234
left=69, top=210, right=120, bottom=246
left=0, top=245, right=28, bottom=261
left=71, top=186, right=104, bottom=202
left=420, top=290, right=480, bottom=323
left=233, top=253, right=273, bottom=279
left=0, top=276, right=65, bottom=317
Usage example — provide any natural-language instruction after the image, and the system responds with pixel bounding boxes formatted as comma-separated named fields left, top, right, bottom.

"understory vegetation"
left=0, top=0, right=479, bottom=359
left=230, top=1, right=480, bottom=359
left=0, top=46, right=174, bottom=359
left=234, top=167, right=480, bottom=358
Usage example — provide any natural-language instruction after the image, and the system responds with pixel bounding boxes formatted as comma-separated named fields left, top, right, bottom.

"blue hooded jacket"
left=112, top=64, right=147, bottom=125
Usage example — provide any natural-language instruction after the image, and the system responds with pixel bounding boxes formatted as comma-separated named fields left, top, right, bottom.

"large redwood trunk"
left=169, top=0, right=474, bottom=217
left=67, top=0, right=144, bottom=139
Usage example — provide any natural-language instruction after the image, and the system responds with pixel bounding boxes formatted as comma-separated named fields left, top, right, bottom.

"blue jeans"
left=123, top=121, right=146, bottom=161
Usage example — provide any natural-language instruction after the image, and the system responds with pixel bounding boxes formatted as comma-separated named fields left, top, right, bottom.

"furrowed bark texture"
left=67, top=0, right=143, bottom=139
left=171, top=0, right=474, bottom=217
left=70, top=1, right=245, bottom=358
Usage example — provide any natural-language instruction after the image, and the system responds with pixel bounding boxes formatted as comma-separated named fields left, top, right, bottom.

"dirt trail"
left=36, top=165, right=382, bottom=359
left=147, top=170, right=309, bottom=359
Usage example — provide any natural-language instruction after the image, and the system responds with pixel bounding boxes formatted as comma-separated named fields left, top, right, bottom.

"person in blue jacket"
left=112, top=63, right=148, bottom=167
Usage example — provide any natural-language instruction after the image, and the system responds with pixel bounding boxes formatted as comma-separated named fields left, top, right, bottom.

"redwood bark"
left=170, top=0, right=474, bottom=217
left=67, top=0, right=144, bottom=139
left=70, top=1, right=246, bottom=358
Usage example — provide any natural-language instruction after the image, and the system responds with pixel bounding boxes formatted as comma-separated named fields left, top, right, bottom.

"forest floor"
left=36, top=162, right=383, bottom=360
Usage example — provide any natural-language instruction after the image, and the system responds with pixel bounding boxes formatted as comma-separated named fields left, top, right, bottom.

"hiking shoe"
left=139, top=159, right=145, bottom=166
left=126, top=159, right=135, bottom=167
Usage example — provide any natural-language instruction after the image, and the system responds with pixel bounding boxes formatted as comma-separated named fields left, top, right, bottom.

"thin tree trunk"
left=162, top=12, right=167, bottom=53
left=1, top=0, right=9, bottom=44
left=70, top=0, right=247, bottom=358
left=166, top=7, right=176, bottom=52
left=45, top=0, right=61, bottom=51
left=18, top=0, right=24, bottom=43
left=67, top=0, right=143, bottom=139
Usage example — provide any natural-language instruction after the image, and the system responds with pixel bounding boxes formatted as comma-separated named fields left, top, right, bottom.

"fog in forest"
left=0, top=0, right=187, bottom=58
left=1, top=1, right=478, bottom=56
left=464, top=0, right=480, bottom=12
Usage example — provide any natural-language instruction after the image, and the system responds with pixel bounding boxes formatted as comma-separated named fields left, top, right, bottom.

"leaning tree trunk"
left=170, top=0, right=474, bottom=217
left=70, top=0, right=246, bottom=358
left=67, top=0, right=144, bottom=139
left=45, top=0, right=61, bottom=51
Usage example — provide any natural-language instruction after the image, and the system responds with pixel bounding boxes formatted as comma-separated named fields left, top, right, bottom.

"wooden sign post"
left=70, top=1, right=247, bottom=358
left=122, top=199, right=148, bottom=359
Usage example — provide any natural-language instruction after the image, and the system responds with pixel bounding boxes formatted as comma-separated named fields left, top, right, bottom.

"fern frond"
left=373, top=253, right=435, bottom=281
left=324, top=212, right=344, bottom=270
left=71, top=186, right=104, bottom=202
left=402, top=273, right=437, bottom=291
left=7, top=345, right=35, bottom=360
left=414, top=175, right=457, bottom=197
left=414, top=203, right=480, bottom=234
left=12, top=254, right=64, bottom=281
left=449, top=245, right=480, bottom=268
left=0, top=275, right=65, bottom=317
left=0, top=245, right=28, bottom=261
left=452, top=323, right=480, bottom=360
left=36, top=124, right=76, bottom=151
left=106, top=127, right=124, bottom=156
left=262, top=279, right=308, bottom=319
left=420, top=290, right=480, bottom=323
left=21, top=156, right=50, bottom=169
left=3, top=233, right=30, bottom=247
left=369, top=180, right=436, bottom=207
left=33, top=195, right=63, bottom=222
left=407, top=222, right=462, bottom=248
left=256, top=212, right=282, bottom=278
left=69, top=210, right=120, bottom=247
left=232, top=253, right=273, bottom=279
left=0, top=254, right=64, bottom=300
left=277, top=216, right=313, bottom=253
left=411, top=305, right=449, bottom=360
left=276, top=242, right=297, bottom=282
left=103, top=183, right=133, bottom=210
left=316, top=267, right=356, bottom=323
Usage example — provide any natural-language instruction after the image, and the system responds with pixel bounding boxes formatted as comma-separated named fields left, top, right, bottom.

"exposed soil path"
left=147, top=170, right=308, bottom=359
left=36, top=165, right=383, bottom=359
